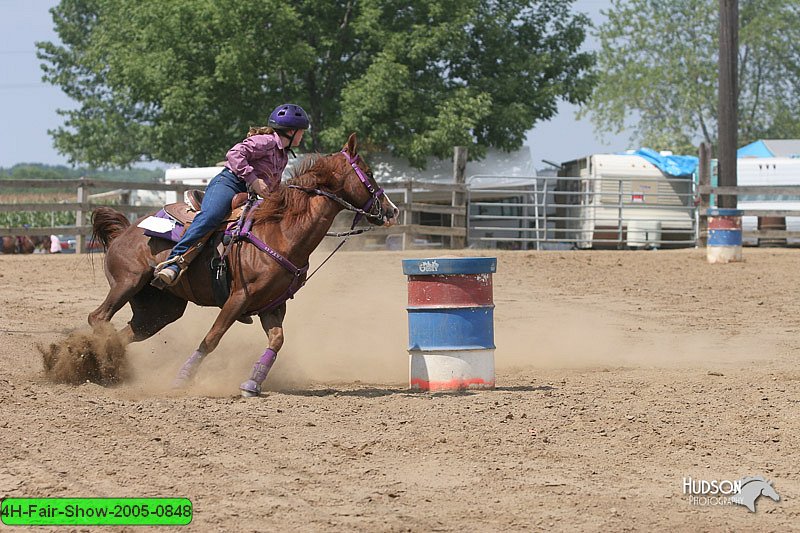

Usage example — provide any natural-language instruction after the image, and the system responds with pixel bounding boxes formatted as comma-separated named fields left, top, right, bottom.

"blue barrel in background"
left=402, top=257, right=497, bottom=391
left=707, top=208, right=743, bottom=263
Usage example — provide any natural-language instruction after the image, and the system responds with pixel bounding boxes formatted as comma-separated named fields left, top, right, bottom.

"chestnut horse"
left=1, top=235, right=40, bottom=254
left=88, top=134, right=398, bottom=395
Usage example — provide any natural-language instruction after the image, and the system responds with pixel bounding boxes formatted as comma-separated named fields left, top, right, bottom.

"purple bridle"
left=339, top=149, right=386, bottom=225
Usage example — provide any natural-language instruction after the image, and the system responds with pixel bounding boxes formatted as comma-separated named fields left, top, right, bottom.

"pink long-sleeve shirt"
left=225, top=132, right=288, bottom=190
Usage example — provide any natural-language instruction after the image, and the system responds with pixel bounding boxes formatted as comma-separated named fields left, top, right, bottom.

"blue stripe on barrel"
left=707, top=208, right=743, bottom=218
left=407, top=307, right=495, bottom=350
left=708, top=229, right=742, bottom=246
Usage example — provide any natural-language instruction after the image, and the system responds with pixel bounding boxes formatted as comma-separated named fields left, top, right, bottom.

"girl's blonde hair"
left=247, top=126, right=275, bottom=137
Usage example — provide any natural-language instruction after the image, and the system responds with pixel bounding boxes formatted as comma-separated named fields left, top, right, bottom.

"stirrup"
left=154, top=267, right=180, bottom=287
left=151, top=257, right=186, bottom=288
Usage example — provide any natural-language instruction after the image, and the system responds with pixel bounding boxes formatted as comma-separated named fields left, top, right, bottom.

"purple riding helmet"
left=268, top=103, right=310, bottom=131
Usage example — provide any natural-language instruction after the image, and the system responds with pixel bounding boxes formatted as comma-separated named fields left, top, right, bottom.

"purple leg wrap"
left=240, top=348, right=277, bottom=396
left=172, top=350, right=206, bottom=388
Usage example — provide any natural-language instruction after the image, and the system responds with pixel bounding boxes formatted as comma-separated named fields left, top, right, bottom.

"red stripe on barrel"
left=407, top=273, right=494, bottom=307
left=410, top=376, right=495, bottom=391
left=708, top=216, right=741, bottom=230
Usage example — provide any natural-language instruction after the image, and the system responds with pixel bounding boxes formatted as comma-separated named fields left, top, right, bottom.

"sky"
left=0, top=0, right=630, bottom=171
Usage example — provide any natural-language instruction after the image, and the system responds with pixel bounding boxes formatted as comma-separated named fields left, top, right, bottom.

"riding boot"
left=172, top=349, right=206, bottom=389
left=240, top=348, right=277, bottom=397
left=154, top=264, right=181, bottom=286
left=151, top=232, right=214, bottom=289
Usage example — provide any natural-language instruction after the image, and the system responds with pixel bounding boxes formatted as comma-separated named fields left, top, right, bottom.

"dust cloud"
left=39, top=322, right=129, bottom=385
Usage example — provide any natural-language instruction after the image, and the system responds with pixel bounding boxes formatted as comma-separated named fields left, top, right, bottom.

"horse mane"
left=739, top=476, right=767, bottom=487
left=253, top=153, right=344, bottom=225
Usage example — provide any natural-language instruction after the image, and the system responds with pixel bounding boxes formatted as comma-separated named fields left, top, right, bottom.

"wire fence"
left=467, top=175, right=697, bottom=250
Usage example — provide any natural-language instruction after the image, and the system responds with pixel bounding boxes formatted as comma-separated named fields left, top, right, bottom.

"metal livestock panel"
left=467, top=173, right=697, bottom=250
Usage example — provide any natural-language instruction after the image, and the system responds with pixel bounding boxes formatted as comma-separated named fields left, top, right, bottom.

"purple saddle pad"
left=141, top=209, right=186, bottom=243
left=140, top=209, right=242, bottom=243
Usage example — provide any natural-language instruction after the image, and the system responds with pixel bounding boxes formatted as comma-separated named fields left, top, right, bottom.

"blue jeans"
left=167, top=168, right=247, bottom=261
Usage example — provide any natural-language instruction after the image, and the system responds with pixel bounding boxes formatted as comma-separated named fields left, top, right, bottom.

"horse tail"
left=91, top=207, right=130, bottom=251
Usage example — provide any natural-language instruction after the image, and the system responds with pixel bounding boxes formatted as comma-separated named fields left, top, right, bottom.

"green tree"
left=39, top=0, right=594, bottom=168
left=584, top=0, right=800, bottom=154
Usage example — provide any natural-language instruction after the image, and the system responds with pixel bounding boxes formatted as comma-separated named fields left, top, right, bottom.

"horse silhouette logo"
left=730, top=476, right=780, bottom=512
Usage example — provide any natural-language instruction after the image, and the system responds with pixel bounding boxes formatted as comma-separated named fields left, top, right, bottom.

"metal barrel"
left=707, top=208, right=743, bottom=263
left=402, top=257, right=497, bottom=391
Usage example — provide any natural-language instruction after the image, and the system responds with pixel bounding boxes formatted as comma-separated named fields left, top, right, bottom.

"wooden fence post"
left=698, top=142, right=711, bottom=247
left=75, top=177, right=88, bottom=254
left=121, top=190, right=131, bottom=221
left=451, top=146, right=468, bottom=248
left=402, top=180, right=414, bottom=250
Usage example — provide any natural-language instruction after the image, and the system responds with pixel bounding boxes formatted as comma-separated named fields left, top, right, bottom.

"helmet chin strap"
left=278, top=130, right=298, bottom=158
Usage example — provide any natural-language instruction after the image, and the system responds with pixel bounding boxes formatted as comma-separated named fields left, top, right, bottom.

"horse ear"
left=345, top=132, right=358, bottom=156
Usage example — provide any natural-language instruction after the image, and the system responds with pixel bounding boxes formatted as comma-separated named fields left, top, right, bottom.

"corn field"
left=0, top=193, right=75, bottom=228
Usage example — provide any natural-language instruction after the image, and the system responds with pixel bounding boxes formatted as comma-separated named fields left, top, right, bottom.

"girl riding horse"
left=90, top=132, right=399, bottom=396
left=155, top=103, right=310, bottom=286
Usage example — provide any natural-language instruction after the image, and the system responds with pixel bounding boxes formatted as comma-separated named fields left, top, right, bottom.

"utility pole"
left=451, top=146, right=468, bottom=248
left=718, top=0, right=738, bottom=208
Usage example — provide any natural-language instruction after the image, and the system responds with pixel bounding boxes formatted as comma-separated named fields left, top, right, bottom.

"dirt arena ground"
left=1, top=247, right=799, bottom=531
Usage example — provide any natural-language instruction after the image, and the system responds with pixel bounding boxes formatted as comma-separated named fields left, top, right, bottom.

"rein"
left=287, top=184, right=383, bottom=227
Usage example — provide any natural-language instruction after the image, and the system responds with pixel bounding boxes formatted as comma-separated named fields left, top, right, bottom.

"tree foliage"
left=584, top=0, right=800, bottom=154
left=38, top=0, right=595, bottom=168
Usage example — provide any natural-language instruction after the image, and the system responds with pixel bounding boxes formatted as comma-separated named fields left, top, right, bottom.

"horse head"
left=760, top=480, right=780, bottom=502
left=732, top=477, right=781, bottom=512
left=337, top=133, right=399, bottom=226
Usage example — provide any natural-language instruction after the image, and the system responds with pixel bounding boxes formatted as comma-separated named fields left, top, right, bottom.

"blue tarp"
left=737, top=140, right=774, bottom=158
left=620, top=148, right=698, bottom=178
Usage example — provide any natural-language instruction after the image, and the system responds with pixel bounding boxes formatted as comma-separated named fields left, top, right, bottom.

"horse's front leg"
left=172, top=291, right=250, bottom=388
left=240, top=303, right=286, bottom=398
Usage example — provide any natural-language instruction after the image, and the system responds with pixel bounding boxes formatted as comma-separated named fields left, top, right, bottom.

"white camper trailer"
left=164, top=167, right=222, bottom=204
left=558, top=154, right=696, bottom=249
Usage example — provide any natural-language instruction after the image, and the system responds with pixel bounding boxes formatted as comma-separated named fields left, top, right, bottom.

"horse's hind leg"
left=88, top=277, right=148, bottom=330
left=240, top=304, right=286, bottom=397
left=90, top=280, right=186, bottom=345
left=123, top=285, right=188, bottom=343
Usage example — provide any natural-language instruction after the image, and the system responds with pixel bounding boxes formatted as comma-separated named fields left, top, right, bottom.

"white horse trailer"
left=557, top=154, right=696, bottom=249
left=163, top=167, right=222, bottom=204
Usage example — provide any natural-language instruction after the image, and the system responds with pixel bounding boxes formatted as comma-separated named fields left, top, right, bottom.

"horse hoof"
left=240, top=379, right=261, bottom=398
left=171, top=378, right=190, bottom=390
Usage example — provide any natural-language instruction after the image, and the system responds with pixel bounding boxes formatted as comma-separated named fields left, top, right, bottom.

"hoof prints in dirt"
left=38, top=323, right=129, bottom=386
